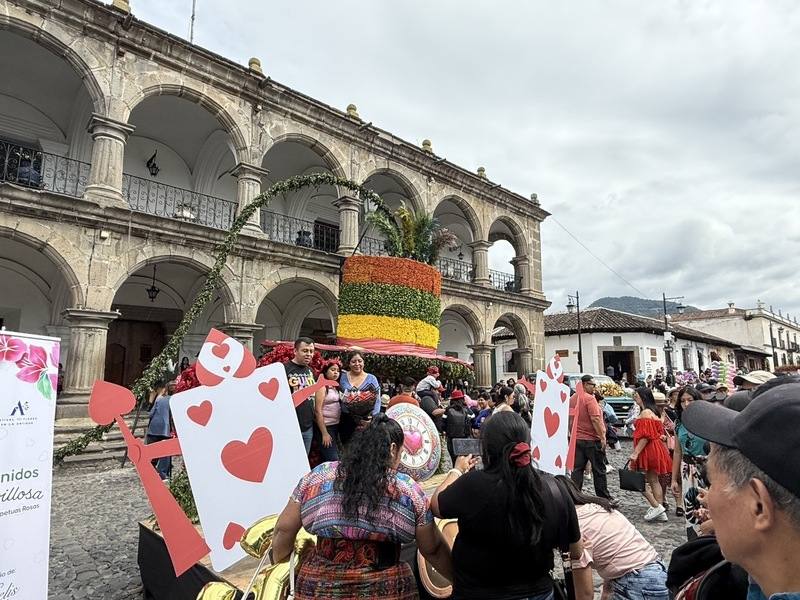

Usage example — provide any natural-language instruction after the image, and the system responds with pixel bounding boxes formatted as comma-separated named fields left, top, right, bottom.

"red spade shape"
left=539, top=379, right=547, bottom=393
left=221, top=427, right=273, bottom=483
left=89, top=381, right=135, bottom=425
left=544, top=407, right=560, bottom=438
left=555, top=455, right=563, bottom=468
left=212, top=343, right=229, bottom=359
left=532, top=446, right=541, bottom=461
left=223, top=521, right=245, bottom=550
left=258, top=378, right=279, bottom=401
left=560, top=390, right=568, bottom=403
left=187, top=401, right=213, bottom=427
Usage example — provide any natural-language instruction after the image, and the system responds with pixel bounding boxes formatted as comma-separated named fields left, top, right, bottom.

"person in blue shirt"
left=472, top=392, right=494, bottom=432
left=147, top=380, right=176, bottom=481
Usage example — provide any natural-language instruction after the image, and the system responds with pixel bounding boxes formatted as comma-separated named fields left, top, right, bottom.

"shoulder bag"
left=618, top=464, right=646, bottom=492
left=544, top=476, right=576, bottom=600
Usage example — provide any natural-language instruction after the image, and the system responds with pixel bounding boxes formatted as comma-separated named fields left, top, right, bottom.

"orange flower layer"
left=342, top=256, right=442, bottom=297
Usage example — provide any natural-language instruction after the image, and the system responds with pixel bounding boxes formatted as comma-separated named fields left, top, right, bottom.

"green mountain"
left=588, top=296, right=699, bottom=318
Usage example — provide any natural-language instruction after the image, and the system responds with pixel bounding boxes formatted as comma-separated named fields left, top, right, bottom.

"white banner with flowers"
left=0, top=331, right=59, bottom=600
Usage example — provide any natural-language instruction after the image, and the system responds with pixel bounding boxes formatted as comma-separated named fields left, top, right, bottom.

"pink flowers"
left=0, top=335, right=26, bottom=362
left=16, top=345, right=49, bottom=383
left=1, top=336, right=58, bottom=400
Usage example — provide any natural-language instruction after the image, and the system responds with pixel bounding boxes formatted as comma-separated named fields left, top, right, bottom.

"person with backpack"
left=444, top=390, right=472, bottom=464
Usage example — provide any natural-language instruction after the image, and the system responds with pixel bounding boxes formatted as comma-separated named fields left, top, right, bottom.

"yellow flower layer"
left=338, top=314, right=440, bottom=349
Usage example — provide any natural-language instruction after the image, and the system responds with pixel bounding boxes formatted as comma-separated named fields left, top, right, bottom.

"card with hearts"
left=530, top=355, right=571, bottom=476
left=170, top=330, right=309, bottom=571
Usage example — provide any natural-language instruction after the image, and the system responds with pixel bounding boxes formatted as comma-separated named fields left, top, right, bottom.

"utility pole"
left=189, top=0, right=197, bottom=43
left=663, top=293, right=685, bottom=386
left=567, top=292, right=583, bottom=372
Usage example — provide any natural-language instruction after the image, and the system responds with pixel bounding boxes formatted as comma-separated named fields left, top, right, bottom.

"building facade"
left=544, top=308, right=740, bottom=381
left=672, top=302, right=797, bottom=371
left=0, top=0, right=550, bottom=418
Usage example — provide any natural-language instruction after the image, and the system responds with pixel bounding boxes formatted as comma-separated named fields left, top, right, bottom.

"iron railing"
left=490, top=269, right=521, bottom=292
left=0, top=140, right=90, bottom=198
left=436, top=256, right=474, bottom=283
left=260, top=210, right=340, bottom=253
left=122, top=173, right=238, bottom=230
left=359, top=236, right=390, bottom=256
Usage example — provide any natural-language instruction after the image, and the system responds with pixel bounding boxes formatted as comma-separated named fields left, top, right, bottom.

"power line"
left=549, top=214, right=649, bottom=298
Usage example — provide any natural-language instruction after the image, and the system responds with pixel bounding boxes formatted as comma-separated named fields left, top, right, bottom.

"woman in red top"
left=629, top=387, right=672, bottom=523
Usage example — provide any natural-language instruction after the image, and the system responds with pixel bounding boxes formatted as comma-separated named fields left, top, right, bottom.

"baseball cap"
left=682, top=382, right=800, bottom=499
left=696, top=383, right=715, bottom=394
left=715, top=383, right=729, bottom=391
left=732, top=370, right=775, bottom=386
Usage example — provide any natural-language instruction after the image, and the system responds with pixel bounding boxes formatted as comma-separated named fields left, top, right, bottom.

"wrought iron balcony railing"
left=436, top=256, right=474, bottom=283
left=260, top=210, right=340, bottom=253
left=122, top=173, right=238, bottom=230
left=0, top=140, right=89, bottom=198
left=490, top=269, right=521, bottom=292
left=359, top=236, right=390, bottom=256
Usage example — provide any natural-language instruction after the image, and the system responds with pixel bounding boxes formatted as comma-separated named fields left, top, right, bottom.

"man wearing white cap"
left=733, top=370, right=775, bottom=391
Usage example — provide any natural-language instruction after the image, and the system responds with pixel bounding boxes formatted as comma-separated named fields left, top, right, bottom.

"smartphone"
left=452, top=438, right=483, bottom=470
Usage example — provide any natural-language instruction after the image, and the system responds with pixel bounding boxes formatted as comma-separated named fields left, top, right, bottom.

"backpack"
left=445, top=406, right=470, bottom=438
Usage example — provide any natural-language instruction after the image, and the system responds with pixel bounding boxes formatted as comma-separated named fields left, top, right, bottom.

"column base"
left=474, top=277, right=491, bottom=287
left=83, top=185, right=129, bottom=209
left=240, top=221, right=267, bottom=237
left=336, top=246, right=357, bottom=256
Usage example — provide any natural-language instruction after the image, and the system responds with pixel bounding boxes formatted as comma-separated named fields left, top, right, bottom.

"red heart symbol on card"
left=221, top=427, right=273, bottom=483
left=222, top=365, right=231, bottom=373
left=187, top=400, right=213, bottom=427
left=560, top=390, right=568, bottom=403
left=404, top=431, right=423, bottom=455
left=555, top=455, right=563, bottom=468
left=532, top=446, right=541, bottom=461
left=544, top=407, right=560, bottom=438
left=539, top=379, right=547, bottom=393
left=223, top=521, right=245, bottom=550
left=88, top=381, right=136, bottom=425
left=546, top=364, right=554, bottom=379
left=212, top=343, right=229, bottom=359
left=258, top=379, right=279, bottom=401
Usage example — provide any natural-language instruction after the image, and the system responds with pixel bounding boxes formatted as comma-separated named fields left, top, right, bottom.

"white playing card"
left=171, top=361, right=310, bottom=571
left=530, top=356, right=571, bottom=475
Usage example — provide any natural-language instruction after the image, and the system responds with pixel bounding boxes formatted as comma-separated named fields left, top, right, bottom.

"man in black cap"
left=681, top=377, right=800, bottom=599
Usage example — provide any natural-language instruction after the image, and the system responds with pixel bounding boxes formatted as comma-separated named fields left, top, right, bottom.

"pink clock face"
left=387, top=403, right=441, bottom=481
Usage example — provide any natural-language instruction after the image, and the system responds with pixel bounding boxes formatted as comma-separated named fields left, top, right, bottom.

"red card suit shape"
left=560, top=390, right=568, bottom=403
left=258, top=379, right=279, bottom=401
left=555, top=455, right=563, bottom=468
left=89, top=381, right=136, bottom=425
left=546, top=364, right=554, bottom=379
left=211, top=343, right=230, bottom=359
left=187, top=401, right=213, bottom=427
left=404, top=431, right=423, bottom=455
left=532, top=446, right=541, bottom=461
left=221, top=427, right=273, bottom=483
left=539, top=379, right=547, bottom=393
left=544, top=407, right=560, bottom=438
left=223, top=522, right=246, bottom=550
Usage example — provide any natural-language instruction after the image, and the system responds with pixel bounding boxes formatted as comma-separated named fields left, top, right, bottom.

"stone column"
left=469, top=241, right=492, bottom=286
left=512, top=347, right=534, bottom=377
left=510, top=255, right=532, bottom=294
left=58, top=308, right=119, bottom=418
left=468, top=343, right=496, bottom=389
left=333, top=195, right=361, bottom=255
left=83, top=114, right=135, bottom=207
left=231, top=163, right=268, bottom=235
left=219, top=323, right=263, bottom=352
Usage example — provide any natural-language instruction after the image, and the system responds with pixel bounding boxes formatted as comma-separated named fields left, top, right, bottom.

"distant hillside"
left=588, top=296, right=699, bottom=318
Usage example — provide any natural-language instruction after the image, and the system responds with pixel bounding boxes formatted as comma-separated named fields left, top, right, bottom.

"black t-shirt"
left=284, top=361, right=316, bottom=431
left=437, top=470, right=580, bottom=600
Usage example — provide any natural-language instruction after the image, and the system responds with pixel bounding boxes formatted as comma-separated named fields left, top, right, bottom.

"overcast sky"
left=133, top=0, right=800, bottom=316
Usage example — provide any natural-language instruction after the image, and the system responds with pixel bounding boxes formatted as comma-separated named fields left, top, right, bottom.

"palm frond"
left=366, top=210, right=403, bottom=256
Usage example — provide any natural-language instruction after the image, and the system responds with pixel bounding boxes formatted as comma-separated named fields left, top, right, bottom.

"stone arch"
left=254, top=276, right=339, bottom=342
left=362, top=167, right=424, bottom=214
left=495, top=311, right=531, bottom=349
left=440, top=303, right=484, bottom=346
left=488, top=215, right=528, bottom=256
left=0, top=16, right=107, bottom=115
left=124, top=84, right=248, bottom=163
left=434, top=195, right=484, bottom=242
left=264, top=133, right=347, bottom=180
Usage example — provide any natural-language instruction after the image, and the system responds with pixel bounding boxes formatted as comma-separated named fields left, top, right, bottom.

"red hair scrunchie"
left=509, top=442, right=532, bottom=468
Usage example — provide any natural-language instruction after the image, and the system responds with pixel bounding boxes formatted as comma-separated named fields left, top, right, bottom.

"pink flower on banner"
left=50, top=344, right=60, bottom=392
left=16, top=345, right=49, bottom=383
left=0, top=335, right=26, bottom=362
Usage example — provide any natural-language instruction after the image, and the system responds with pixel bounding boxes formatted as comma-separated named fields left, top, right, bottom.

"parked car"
left=563, top=373, right=635, bottom=422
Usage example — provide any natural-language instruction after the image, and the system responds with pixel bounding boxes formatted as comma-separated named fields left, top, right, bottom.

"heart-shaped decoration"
left=555, top=455, right=563, bottom=468
left=258, top=379, right=279, bottom=401
left=532, top=446, right=541, bottom=461
left=212, top=343, right=230, bottom=359
left=187, top=400, right=213, bottom=427
left=223, top=522, right=246, bottom=550
left=222, top=365, right=231, bottom=373
left=404, top=431, right=424, bottom=455
left=89, top=381, right=136, bottom=425
left=221, top=427, right=273, bottom=483
left=544, top=407, right=560, bottom=438
left=539, top=379, right=547, bottom=393
left=546, top=364, right=554, bottom=379
left=560, top=390, right=568, bottom=403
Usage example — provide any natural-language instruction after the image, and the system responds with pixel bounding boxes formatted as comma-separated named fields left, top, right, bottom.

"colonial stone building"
left=0, top=0, right=550, bottom=419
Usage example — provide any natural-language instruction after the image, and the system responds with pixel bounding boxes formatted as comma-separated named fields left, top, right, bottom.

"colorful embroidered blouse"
left=290, top=461, right=433, bottom=543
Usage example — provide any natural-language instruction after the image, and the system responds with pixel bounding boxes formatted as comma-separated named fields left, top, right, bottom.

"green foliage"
left=366, top=203, right=458, bottom=265
left=362, top=354, right=474, bottom=384
left=338, top=282, right=441, bottom=326
left=168, top=467, right=199, bottom=524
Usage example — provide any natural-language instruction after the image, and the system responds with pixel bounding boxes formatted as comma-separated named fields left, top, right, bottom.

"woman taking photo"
left=431, top=411, right=589, bottom=600
left=628, top=387, right=672, bottom=523
left=556, top=476, right=668, bottom=600
left=272, top=414, right=452, bottom=599
left=314, top=359, right=341, bottom=462
left=338, top=351, right=381, bottom=443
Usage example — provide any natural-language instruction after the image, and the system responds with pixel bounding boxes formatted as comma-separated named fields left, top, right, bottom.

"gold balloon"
left=240, top=514, right=280, bottom=559
left=253, top=561, right=291, bottom=600
left=196, top=581, right=238, bottom=600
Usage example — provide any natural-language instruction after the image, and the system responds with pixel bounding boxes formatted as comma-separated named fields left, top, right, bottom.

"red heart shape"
left=88, top=381, right=135, bottom=425
left=544, top=407, right=560, bottom=438
left=258, top=379, right=279, bottom=401
left=222, top=365, right=231, bottom=373
left=532, top=446, right=541, bottom=461
left=539, top=379, right=547, bottom=393
left=221, top=427, right=273, bottom=483
left=223, top=521, right=245, bottom=550
left=187, top=400, right=213, bottom=427
left=546, top=364, right=554, bottom=379
left=560, top=390, right=568, bottom=403
left=555, top=455, right=563, bottom=468
left=212, top=343, right=229, bottom=359
left=404, top=431, right=423, bottom=455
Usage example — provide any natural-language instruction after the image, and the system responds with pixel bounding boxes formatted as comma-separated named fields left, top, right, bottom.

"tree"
left=366, top=202, right=458, bottom=265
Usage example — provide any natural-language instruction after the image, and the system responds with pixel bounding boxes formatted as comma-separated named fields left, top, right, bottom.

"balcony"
left=359, top=236, right=390, bottom=256
left=490, top=269, right=521, bottom=292
left=436, top=256, right=473, bottom=283
left=0, top=140, right=89, bottom=198
left=260, top=210, right=340, bottom=253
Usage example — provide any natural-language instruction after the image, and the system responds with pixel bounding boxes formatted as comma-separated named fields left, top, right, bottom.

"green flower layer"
left=338, top=282, right=441, bottom=327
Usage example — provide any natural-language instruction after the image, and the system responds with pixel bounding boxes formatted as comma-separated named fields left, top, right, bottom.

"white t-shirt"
left=415, top=375, right=441, bottom=392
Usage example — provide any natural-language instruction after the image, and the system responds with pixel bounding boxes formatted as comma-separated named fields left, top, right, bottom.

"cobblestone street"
left=48, top=440, right=687, bottom=599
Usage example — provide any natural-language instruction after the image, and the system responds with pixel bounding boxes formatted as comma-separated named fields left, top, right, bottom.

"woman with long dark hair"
left=314, top=359, right=342, bottom=462
left=492, top=385, right=514, bottom=414
left=628, top=387, right=672, bottom=523
left=431, top=411, right=589, bottom=600
left=556, top=476, right=668, bottom=600
left=272, top=414, right=452, bottom=599
left=338, top=351, right=381, bottom=444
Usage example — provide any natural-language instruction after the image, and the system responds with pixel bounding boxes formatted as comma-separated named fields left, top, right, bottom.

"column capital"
left=468, top=343, right=496, bottom=353
left=468, top=240, right=492, bottom=251
left=231, top=162, right=269, bottom=182
left=509, top=254, right=530, bottom=267
left=87, top=113, right=135, bottom=142
left=62, top=308, right=120, bottom=328
left=511, top=347, right=534, bottom=356
left=218, top=322, right=263, bottom=336
left=333, top=195, right=361, bottom=211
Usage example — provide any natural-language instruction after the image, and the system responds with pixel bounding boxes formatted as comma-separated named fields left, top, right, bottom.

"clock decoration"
left=386, top=403, right=442, bottom=482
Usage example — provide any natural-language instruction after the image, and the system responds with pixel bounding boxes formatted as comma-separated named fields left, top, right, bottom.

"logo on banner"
left=10, top=401, right=28, bottom=417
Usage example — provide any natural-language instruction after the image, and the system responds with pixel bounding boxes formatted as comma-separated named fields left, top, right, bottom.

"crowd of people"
left=148, top=338, right=800, bottom=599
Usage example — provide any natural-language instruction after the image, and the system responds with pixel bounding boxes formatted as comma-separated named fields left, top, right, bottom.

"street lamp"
left=769, top=321, right=777, bottom=371
left=662, top=293, right=685, bottom=386
left=145, top=264, right=160, bottom=302
left=567, top=291, right=583, bottom=372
